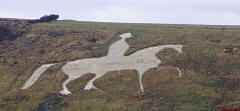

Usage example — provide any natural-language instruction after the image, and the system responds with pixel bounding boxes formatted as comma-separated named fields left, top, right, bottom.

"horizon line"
left=1, top=17, right=240, bottom=27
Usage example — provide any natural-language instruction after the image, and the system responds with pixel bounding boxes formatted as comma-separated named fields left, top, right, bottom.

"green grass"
left=1, top=19, right=240, bottom=111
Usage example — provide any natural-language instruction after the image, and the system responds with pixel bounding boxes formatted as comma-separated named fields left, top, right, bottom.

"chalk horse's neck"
left=107, top=38, right=129, bottom=57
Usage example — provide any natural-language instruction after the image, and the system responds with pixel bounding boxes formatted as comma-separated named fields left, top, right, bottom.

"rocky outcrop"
left=224, top=47, right=240, bottom=54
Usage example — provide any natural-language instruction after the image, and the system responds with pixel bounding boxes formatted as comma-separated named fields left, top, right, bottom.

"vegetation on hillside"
left=0, top=19, right=240, bottom=111
left=0, top=19, right=29, bottom=42
left=0, top=26, right=12, bottom=41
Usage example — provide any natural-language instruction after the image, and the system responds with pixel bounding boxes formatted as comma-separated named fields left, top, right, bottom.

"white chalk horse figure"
left=22, top=33, right=183, bottom=95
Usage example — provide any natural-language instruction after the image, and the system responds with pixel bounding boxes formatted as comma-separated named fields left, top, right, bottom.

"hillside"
left=0, top=18, right=240, bottom=111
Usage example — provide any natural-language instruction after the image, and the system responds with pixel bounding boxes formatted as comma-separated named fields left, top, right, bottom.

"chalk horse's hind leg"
left=59, top=74, right=85, bottom=95
left=84, top=74, right=103, bottom=90
left=59, top=76, right=74, bottom=95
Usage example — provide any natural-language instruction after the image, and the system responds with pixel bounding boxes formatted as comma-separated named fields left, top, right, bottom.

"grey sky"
left=1, top=0, right=240, bottom=25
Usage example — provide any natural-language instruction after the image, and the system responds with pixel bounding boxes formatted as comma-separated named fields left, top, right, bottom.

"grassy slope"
left=0, top=19, right=240, bottom=111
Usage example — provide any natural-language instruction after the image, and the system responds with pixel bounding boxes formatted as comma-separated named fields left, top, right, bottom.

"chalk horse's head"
left=175, top=45, right=184, bottom=53
left=120, top=33, right=132, bottom=39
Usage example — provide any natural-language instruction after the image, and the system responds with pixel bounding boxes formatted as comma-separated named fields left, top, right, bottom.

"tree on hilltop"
left=28, top=14, right=59, bottom=23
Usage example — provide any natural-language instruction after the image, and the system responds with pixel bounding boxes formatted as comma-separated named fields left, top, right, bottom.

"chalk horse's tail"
left=21, top=64, right=55, bottom=89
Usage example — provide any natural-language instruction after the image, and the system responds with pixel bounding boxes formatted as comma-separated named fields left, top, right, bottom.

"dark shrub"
left=39, top=14, right=59, bottom=22
left=28, top=14, right=59, bottom=23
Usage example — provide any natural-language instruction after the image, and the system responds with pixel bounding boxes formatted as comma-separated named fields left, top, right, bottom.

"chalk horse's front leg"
left=170, top=45, right=183, bottom=77
left=137, top=69, right=147, bottom=92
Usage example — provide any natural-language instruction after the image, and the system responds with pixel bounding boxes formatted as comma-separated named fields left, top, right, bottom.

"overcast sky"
left=1, top=0, right=240, bottom=25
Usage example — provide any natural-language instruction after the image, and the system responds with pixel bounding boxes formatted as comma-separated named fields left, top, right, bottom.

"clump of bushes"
left=28, top=14, right=59, bottom=23
left=0, top=26, right=27, bottom=42
left=0, top=26, right=14, bottom=41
